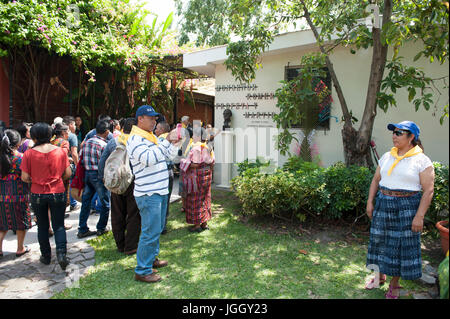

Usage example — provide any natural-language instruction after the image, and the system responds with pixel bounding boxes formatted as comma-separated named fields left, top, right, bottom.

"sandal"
left=188, top=226, right=203, bottom=233
left=16, top=246, right=31, bottom=258
left=364, top=274, right=386, bottom=290
left=385, top=284, right=402, bottom=299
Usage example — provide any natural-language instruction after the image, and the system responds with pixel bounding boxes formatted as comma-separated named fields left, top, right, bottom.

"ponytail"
left=0, top=129, right=21, bottom=177
left=412, top=138, right=424, bottom=151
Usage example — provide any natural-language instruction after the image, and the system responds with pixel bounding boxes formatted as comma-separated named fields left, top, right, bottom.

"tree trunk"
left=301, top=0, right=393, bottom=168
left=342, top=124, right=374, bottom=167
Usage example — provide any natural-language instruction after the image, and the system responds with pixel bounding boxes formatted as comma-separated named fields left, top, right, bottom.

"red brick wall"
left=175, top=92, right=214, bottom=127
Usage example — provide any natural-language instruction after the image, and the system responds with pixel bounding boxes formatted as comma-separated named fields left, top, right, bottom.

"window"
left=284, top=65, right=332, bottom=130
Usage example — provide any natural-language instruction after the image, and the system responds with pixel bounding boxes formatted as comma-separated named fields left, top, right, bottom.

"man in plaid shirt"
left=77, top=120, right=111, bottom=238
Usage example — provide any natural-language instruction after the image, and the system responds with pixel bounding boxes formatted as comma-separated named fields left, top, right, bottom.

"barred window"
left=284, top=66, right=332, bottom=130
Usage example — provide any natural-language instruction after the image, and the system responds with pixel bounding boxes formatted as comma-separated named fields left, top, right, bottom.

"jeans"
left=69, top=178, right=77, bottom=207
left=78, top=170, right=110, bottom=234
left=30, top=193, right=67, bottom=257
left=90, top=193, right=102, bottom=212
left=134, top=193, right=168, bottom=276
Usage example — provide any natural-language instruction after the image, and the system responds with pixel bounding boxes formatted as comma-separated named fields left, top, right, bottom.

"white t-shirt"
left=378, top=151, right=433, bottom=191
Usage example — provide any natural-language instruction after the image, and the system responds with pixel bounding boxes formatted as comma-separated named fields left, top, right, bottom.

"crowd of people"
left=0, top=107, right=216, bottom=282
left=0, top=114, right=437, bottom=296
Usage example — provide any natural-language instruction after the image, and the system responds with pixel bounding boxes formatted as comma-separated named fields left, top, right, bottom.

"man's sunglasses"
left=392, top=129, right=410, bottom=136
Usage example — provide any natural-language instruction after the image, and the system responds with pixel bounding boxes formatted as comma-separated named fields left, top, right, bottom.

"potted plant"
left=436, top=219, right=449, bottom=255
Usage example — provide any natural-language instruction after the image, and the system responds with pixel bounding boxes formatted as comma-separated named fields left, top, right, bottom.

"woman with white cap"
left=365, top=121, right=435, bottom=299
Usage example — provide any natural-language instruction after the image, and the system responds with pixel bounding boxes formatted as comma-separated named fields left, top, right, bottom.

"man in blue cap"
left=126, top=105, right=180, bottom=283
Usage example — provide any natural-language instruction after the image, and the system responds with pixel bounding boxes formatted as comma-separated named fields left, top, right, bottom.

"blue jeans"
left=30, top=193, right=67, bottom=257
left=69, top=178, right=77, bottom=207
left=134, top=193, right=168, bottom=276
left=90, top=193, right=102, bottom=212
left=78, top=170, right=110, bottom=234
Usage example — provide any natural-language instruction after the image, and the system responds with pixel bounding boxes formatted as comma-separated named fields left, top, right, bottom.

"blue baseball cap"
left=387, top=121, right=420, bottom=140
left=135, top=105, right=160, bottom=118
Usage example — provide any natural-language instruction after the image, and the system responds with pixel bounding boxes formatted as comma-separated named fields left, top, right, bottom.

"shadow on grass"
left=54, top=190, right=432, bottom=299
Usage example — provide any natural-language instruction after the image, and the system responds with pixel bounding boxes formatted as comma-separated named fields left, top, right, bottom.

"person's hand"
left=366, top=202, right=374, bottom=220
left=166, top=129, right=180, bottom=144
left=412, top=215, right=424, bottom=233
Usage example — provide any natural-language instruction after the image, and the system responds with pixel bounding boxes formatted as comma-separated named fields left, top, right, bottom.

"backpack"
left=103, top=143, right=133, bottom=194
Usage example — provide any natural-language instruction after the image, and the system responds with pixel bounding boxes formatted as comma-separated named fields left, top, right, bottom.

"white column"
left=215, top=130, right=234, bottom=189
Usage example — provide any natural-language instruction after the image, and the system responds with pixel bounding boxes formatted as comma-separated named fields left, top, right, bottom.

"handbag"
left=70, top=152, right=85, bottom=202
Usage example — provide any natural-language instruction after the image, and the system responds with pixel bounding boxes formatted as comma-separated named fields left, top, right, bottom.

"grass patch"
left=53, top=190, right=435, bottom=299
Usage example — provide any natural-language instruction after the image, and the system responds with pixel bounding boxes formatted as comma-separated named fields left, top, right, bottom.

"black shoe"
left=40, top=255, right=51, bottom=265
left=77, top=230, right=97, bottom=238
left=57, top=252, right=69, bottom=270
left=97, top=228, right=110, bottom=236
left=70, top=204, right=80, bottom=211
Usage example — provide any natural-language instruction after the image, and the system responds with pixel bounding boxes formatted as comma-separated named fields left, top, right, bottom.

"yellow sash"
left=117, top=133, right=130, bottom=146
left=387, top=145, right=422, bottom=176
left=128, top=125, right=159, bottom=145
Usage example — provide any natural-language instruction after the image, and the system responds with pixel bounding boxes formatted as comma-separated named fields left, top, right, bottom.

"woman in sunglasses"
left=364, top=121, right=435, bottom=299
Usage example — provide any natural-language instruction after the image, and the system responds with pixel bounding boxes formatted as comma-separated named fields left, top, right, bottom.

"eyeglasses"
left=392, top=130, right=409, bottom=136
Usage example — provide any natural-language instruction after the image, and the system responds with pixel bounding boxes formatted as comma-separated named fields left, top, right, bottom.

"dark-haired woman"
left=51, top=123, right=72, bottom=213
left=16, top=122, right=34, bottom=154
left=0, top=129, right=32, bottom=258
left=365, top=121, right=435, bottom=299
left=20, top=122, right=72, bottom=270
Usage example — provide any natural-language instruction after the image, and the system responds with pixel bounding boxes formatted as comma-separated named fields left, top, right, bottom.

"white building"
left=183, top=29, right=449, bottom=187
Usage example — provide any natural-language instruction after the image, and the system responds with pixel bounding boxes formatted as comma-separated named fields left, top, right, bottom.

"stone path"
left=0, top=177, right=181, bottom=299
left=0, top=239, right=95, bottom=299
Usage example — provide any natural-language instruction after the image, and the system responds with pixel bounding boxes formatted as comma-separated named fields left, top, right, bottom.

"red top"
left=20, top=147, right=70, bottom=194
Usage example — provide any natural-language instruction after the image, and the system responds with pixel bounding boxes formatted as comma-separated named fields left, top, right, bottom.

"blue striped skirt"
left=366, top=187, right=422, bottom=280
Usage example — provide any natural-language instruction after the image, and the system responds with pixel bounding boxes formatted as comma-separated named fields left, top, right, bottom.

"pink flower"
left=72, top=41, right=77, bottom=45
left=5, top=30, right=10, bottom=34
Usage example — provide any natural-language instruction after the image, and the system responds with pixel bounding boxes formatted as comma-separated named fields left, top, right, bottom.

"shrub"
left=236, top=158, right=272, bottom=176
left=282, top=156, right=321, bottom=174
left=232, top=159, right=449, bottom=228
left=426, top=162, right=449, bottom=232
left=323, top=162, right=373, bottom=219
left=232, top=158, right=373, bottom=222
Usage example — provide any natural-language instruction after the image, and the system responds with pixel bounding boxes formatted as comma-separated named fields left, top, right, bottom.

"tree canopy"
left=176, top=0, right=449, bottom=166
left=0, top=0, right=206, bottom=124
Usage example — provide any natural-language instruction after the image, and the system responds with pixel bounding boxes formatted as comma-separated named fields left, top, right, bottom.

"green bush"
left=236, top=158, right=272, bottom=176
left=323, top=162, right=373, bottom=219
left=426, top=162, right=449, bottom=231
left=231, top=159, right=449, bottom=227
left=282, top=156, right=321, bottom=174
left=232, top=159, right=373, bottom=222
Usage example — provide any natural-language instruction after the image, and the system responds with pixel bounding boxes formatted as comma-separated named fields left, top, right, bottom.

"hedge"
left=231, top=158, right=449, bottom=231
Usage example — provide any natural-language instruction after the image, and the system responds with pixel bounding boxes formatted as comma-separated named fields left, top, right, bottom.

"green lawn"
left=53, top=189, right=434, bottom=299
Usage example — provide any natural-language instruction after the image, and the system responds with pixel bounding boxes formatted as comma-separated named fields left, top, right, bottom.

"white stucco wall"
left=209, top=39, right=449, bottom=183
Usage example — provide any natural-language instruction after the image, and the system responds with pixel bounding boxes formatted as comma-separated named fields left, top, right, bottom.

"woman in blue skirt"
left=365, top=121, right=435, bottom=299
